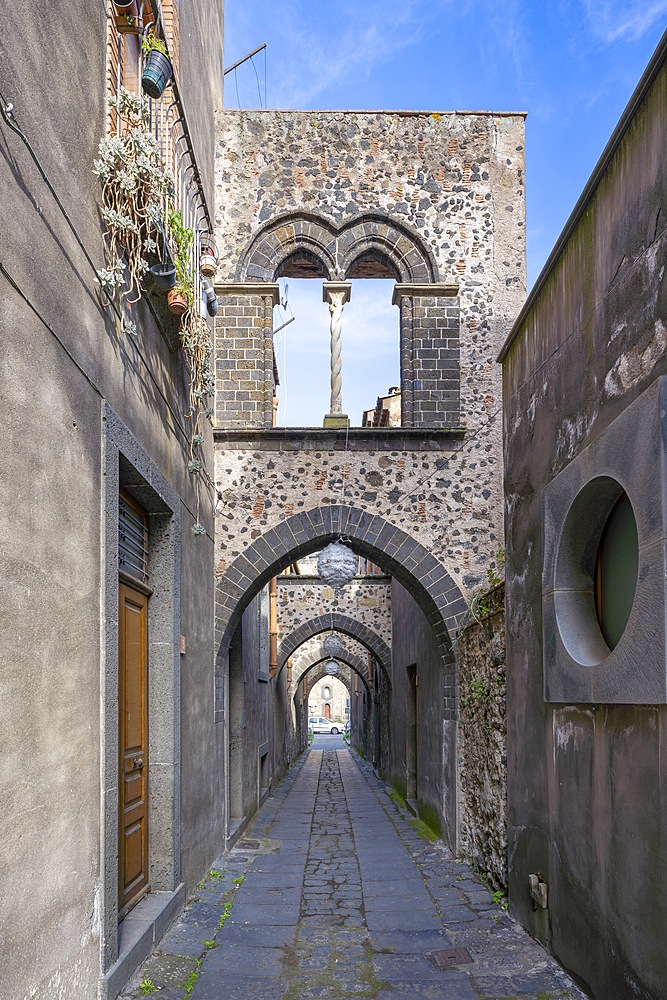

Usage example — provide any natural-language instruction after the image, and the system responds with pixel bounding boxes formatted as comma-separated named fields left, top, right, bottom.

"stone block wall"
left=215, top=285, right=277, bottom=427
left=458, top=587, right=507, bottom=891
left=277, top=577, right=392, bottom=643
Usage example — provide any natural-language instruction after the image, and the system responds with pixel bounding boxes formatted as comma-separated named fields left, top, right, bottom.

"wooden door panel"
left=119, top=583, right=149, bottom=919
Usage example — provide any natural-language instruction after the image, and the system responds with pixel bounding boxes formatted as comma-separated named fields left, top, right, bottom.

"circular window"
left=594, top=494, right=638, bottom=651
left=554, top=477, right=639, bottom=665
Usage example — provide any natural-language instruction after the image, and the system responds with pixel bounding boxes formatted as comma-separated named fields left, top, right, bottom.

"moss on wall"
left=458, top=588, right=507, bottom=891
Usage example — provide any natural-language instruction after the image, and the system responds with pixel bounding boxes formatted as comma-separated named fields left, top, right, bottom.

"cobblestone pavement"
left=121, top=745, right=588, bottom=1000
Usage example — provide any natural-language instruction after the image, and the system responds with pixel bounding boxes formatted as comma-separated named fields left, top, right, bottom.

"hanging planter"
left=167, top=287, right=188, bottom=315
left=114, top=1, right=143, bottom=34
left=199, top=234, right=219, bottom=278
left=150, top=262, right=176, bottom=290
left=317, top=542, right=357, bottom=590
left=141, top=35, right=173, bottom=100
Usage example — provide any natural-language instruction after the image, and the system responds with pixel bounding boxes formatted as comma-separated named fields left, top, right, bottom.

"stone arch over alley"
left=277, top=612, right=391, bottom=684
left=213, top=105, right=525, bottom=854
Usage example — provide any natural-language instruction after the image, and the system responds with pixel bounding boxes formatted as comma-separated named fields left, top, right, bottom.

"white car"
left=308, top=716, right=343, bottom=734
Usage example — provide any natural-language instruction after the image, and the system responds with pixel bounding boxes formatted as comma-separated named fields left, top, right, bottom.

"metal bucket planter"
left=114, top=0, right=143, bottom=34
left=166, top=288, right=188, bottom=315
left=142, top=50, right=173, bottom=100
left=200, top=235, right=219, bottom=279
left=150, top=262, right=176, bottom=290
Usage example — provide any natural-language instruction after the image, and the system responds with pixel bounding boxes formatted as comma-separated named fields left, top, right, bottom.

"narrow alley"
left=121, top=740, right=586, bottom=1000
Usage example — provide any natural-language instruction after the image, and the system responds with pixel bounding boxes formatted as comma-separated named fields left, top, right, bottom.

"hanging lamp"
left=317, top=541, right=356, bottom=590
left=323, top=633, right=344, bottom=657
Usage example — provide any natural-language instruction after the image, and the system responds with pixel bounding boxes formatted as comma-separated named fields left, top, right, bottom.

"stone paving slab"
left=120, top=745, right=589, bottom=1000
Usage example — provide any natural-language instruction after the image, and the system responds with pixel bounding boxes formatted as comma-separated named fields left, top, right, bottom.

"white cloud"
left=581, top=0, right=667, bottom=42
left=251, top=0, right=439, bottom=108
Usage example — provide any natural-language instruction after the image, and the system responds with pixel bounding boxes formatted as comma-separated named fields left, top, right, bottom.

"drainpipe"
left=269, top=576, right=278, bottom=679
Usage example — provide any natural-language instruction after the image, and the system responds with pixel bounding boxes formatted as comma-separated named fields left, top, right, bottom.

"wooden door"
left=118, top=582, right=149, bottom=918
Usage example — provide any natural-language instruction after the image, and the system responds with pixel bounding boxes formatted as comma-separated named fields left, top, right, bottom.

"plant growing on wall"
left=95, top=90, right=215, bottom=536
left=94, top=87, right=173, bottom=300
left=166, top=208, right=194, bottom=314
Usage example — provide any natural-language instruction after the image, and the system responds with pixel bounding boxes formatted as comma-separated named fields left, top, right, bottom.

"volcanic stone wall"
left=277, top=577, right=392, bottom=642
left=458, top=590, right=507, bottom=891
left=213, top=107, right=526, bottom=432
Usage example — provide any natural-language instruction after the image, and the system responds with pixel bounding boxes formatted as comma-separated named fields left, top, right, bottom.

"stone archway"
left=237, top=211, right=437, bottom=284
left=215, top=504, right=466, bottom=663
left=277, top=613, right=390, bottom=684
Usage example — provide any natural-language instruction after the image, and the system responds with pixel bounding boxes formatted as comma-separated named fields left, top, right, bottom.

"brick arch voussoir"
left=278, top=613, right=388, bottom=681
left=215, top=505, right=466, bottom=665
left=237, top=213, right=338, bottom=281
left=338, top=215, right=437, bottom=283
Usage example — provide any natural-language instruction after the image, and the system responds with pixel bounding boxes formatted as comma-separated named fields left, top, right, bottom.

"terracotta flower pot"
left=167, top=288, right=188, bottom=315
left=114, top=0, right=142, bottom=34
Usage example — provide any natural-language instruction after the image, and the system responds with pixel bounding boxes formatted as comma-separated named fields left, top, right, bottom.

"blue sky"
left=223, top=2, right=667, bottom=426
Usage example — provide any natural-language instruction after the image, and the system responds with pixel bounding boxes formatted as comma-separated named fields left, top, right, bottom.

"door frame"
left=100, top=406, right=182, bottom=977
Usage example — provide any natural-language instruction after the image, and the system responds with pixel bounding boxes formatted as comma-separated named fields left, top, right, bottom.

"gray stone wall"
left=213, top=108, right=526, bottom=435
left=390, top=580, right=455, bottom=846
left=215, top=285, right=277, bottom=427
left=501, top=40, right=667, bottom=999
left=458, top=590, right=507, bottom=892
left=277, top=577, right=392, bottom=644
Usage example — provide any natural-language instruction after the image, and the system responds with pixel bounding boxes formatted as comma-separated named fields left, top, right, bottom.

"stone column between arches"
left=215, top=280, right=460, bottom=431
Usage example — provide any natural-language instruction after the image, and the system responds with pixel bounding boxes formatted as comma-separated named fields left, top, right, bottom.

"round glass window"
left=594, top=493, right=639, bottom=650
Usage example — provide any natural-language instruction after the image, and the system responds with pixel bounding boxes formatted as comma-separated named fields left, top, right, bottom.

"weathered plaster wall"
left=458, top=592, right=507, bottom=891
left=0, top=3, right=221, bottom=997
left=502, top=43, right=667, bottom=999
left=390, top=580, right=454, bottom=844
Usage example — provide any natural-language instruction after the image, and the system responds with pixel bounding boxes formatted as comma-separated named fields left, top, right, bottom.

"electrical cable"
left=250, top=53, right=263, bottom=109
left=234, top=66, right=241, bottom=108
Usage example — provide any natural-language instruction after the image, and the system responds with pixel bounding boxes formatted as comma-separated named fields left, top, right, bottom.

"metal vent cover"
left=119, top=496, right=148, bottom=583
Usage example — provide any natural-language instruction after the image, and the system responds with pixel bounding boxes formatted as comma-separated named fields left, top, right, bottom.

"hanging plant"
left=180, top=303, right=215, bottom=535
left=141, top=33, right=173, bottom=100
left=94, top=87, right=174, bottom=301
left=166, top=208, right=194, bottom=315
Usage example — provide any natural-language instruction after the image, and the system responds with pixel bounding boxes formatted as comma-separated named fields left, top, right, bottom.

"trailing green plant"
left=168, top=208, right=195, bottom=303
left=141, top=32, right=168, bottom=57
left=467, top=545, right=506, bottom=624
left=94, top=87, right=174, bottom=300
